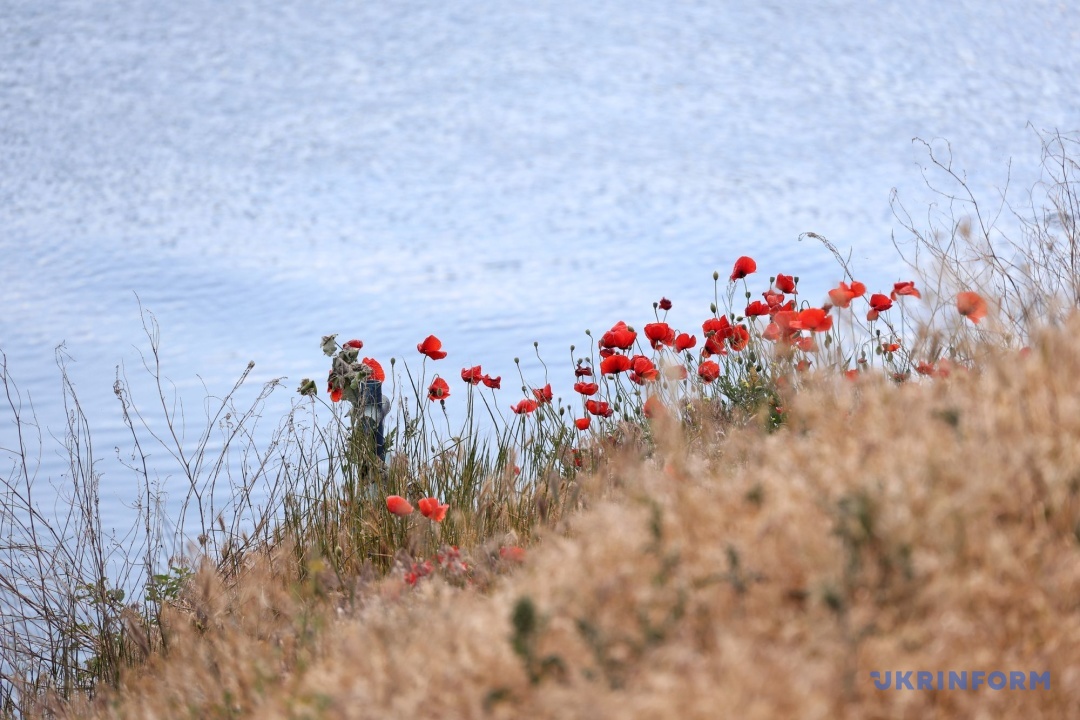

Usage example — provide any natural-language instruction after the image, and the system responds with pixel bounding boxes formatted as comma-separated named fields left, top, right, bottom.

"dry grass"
left=46, top=313, right=1080, bottom=719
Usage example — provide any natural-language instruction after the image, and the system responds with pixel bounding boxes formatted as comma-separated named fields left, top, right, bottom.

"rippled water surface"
left=2, top=0, right=1079, bottom=532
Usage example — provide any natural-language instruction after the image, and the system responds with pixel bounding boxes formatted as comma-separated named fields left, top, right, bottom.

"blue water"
left=2, top=0, right=1078, bottom=536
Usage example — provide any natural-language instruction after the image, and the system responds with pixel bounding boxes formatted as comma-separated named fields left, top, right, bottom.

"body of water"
left=2, top=0, right=1078, bottom=535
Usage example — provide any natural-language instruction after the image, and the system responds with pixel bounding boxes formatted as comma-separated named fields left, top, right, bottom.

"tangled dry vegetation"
left=43, top=313, right=1080, bottom=720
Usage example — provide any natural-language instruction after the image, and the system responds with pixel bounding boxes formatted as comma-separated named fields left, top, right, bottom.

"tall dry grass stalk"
left=892, top=130, right=1080, bottom=342
left=52, top=313, right=1080, bottom=719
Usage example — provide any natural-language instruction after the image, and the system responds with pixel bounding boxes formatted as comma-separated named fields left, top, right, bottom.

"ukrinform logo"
left=870, top=671, right=1050, bottom=691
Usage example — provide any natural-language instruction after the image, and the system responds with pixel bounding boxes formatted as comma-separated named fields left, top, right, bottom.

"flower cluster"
left=403, top=546, right=472, bottom=586
left=386, top=495, right=449, bottom=522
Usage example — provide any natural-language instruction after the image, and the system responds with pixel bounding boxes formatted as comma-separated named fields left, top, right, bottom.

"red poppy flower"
left=482, top=374, right=501, bottom=389
left=745, top=300, right=770, bottom=317
left=730, top=256, right=757, bottom=281
left=891, top=281, right=921, bottom=300
left=729, top=325, right=750, bottom=351
left=866, top=293, right=893, bottom=321
left=343, top=339, right=363, bottom=349
left=658, top=297, right=673, bottom=311
left=575, top=417, right=591, bottom=430
left=386, top=495, right=414, bottom=516
left=775, top=274, right=797, bottom=293
left=630, top=355, right=658, bottom=381
left=574, top=381, right=599, bottom=396
left=570, top=449, right=584, bottom=468
left=763, top=290, right=786, bottom=310
left=600, top=353, right=632, bottom=375
left=330, top=387, right=344, bottom=403
left=828, top=281, right=866, bottom=308
left=461, top=365, right=483, bottom=384
left=795, top=307, right=833, bottom=333
left=663, top=364, right=688, bottom=381
left=532, top=384, right=553, bottom=403
left=828, top=283, right=855, bottom=308
left=362, top=358, right=386, bottom=382
left=418, top=497, right=449, bottom=522
left=881, top=342, right=901, bottom=353
left=795, top=335, right=817, bottom=352
left=956, top=291, right=987, bottom=323
left=702, top=317, right=734, bottom=356
left=773, top=310, right=799, bottom=334
left=702, top=334, right=728, bottom=357
left=702, top=315, right=734, bottom=340
left=574, top=365, right=594, bottom=377
left=643, top=395, right=665, bottom=419
left=844, top=369, right=860, bottom=381
left=585, top=399, right=614, bottom=417
left=762, top=322, right=780, bottom=342
left=417, top=335, right=447, bottom=360
left=644, top=322, right=675, bottom=349
left=674, top=333, right=696, bottom=352
left=427, top=377, right=450, bottom=401
left=916, top=361, right=935, bottom=376
left=500, top=546, right=526, bottom=563
left=698, top=360, right=720, bottom=383
left=599, top=321, right=637, bottom=350
left=511, top=398, right=539, bottom=414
